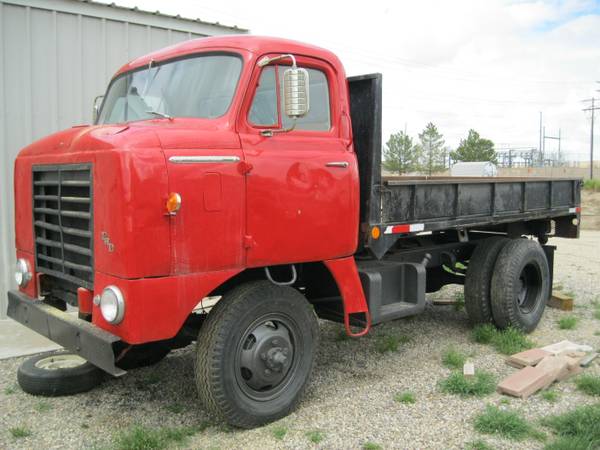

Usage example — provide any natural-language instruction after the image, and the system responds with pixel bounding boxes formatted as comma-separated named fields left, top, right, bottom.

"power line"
left=583, top=87, right=600, bottom=179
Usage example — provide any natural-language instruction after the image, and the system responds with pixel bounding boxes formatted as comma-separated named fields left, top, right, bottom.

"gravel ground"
left=1, top=231, right=600, bottom=450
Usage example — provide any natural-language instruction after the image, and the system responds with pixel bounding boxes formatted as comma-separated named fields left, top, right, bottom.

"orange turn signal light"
left=371, top=226, right=381, bottom=240
left=166, top=192, right=182, bottom=214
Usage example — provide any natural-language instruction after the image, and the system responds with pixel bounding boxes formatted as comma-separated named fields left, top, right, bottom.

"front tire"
left=195, top=281, right=319, bottom=428
left=491, top=239, right=550, bottom=332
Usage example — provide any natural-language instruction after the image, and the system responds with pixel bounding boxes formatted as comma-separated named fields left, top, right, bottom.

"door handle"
left=326, top=161, right=349, bottom=168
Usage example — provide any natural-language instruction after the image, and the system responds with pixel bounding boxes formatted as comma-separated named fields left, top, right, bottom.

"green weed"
left=541, top=390, right=559, bottom=403
left=558, top=316, right=578, bottom=330
left=575, top=375, right=600, bottom=396
left=442, top=347, right=467, bottom=369
left=9, top=427, right=32, bottom=438
left=272, top=425, right=288, bottom=440
left=306, top=430, right=324, bottom=444
left=542, top=404, right=600, bottom=449
left=440, top=371, right=495, bottom=397
left=474, top=405, right=537, bottom=441
left=394, top=391, right=416, bottom=404
left=113, top=425, right=202, bottom=450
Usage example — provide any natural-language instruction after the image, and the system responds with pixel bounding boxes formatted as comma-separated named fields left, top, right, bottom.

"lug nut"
left=265, top=369, right=271, bottom=375
left=260, top=353, right=266, bottom=360
left=272, top=339, right=279, bottom=346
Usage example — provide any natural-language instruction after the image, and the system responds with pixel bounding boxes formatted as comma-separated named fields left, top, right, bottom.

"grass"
left=9, top=426, right=32, bottom=438
left=394, top=391, right=416, bottom=404
left=272, top=425, right=288, bottom=440
left=4, top=385, right=16, bottom=395
left=542, top=404, right=600, bottom=449
left=362, top=443, right=382, bottom=450
left=575, top=375, right=600, bottom=396
left=442, top=347, right=467, bottom=369
left=472, top=324, right=497, bottom=344
left=474, top=405, right=538, bottom=441
left=34, top=401, right=52, bottom=413
left=439, top=371, right=496, bottom=397
left=466, top=440, right=495, bottom=450
left=306, top=430, right=324, bottom=444
left=113, top=424, right=203, bottom=450
left=594, top=309, right=600, bottom=320
left=583, top=179, right=600, bottom=192
left=375, top=333, right=410, bottom=353
left=454, top=292, right=465, bottom=311
left=471, top=324, right=534, bottom=355
left=557, top=315, right=578, bottom=330
left=541, top=390, right=560, bottom=403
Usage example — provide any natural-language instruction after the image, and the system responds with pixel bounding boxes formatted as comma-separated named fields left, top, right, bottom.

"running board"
left=357, top=260, right=426, bottom=325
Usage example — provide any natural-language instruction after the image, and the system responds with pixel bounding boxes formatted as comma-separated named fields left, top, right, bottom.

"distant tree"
left=418, top=122, right=447, bottom=175
left=382, top=131, right=421, bottom=175
left=450, top=129, right=497, bottom=164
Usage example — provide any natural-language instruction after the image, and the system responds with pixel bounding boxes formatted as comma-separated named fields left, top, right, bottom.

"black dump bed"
left=347, top=74, right=582, bottom=259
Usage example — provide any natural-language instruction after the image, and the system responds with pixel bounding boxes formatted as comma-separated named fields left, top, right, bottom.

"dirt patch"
left=582, top=190, right=600, bottom=231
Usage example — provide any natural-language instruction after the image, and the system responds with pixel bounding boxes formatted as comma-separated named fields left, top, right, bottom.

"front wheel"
left=195, top=281, right=319, bottom=428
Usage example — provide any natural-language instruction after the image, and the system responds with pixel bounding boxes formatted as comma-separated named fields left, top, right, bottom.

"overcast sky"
left=100, top=0, right=600, bottom=161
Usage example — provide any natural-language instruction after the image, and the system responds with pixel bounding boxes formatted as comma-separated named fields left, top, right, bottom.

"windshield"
left=98, top=54, right=242, bottom=124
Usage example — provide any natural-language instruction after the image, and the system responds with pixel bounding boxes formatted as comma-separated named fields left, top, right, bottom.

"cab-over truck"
left=8, top=36, right=581, bottom=428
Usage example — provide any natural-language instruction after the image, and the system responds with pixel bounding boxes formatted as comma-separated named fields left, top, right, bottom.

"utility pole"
left=583, top=96, right=600, bottom=179
left=539, top=112, right=543, bottom=166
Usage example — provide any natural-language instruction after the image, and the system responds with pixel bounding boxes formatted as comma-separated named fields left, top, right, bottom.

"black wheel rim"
left=234, top=313, right=300, bottom=401
left=517, top=262, right=542, bottom=313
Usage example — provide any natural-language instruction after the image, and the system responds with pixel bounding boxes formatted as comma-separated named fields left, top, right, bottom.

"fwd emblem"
left=100, top=232, right=115, bottom=252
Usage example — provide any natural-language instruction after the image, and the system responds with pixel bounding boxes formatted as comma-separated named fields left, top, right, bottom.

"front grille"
left=33, top=164, right=93, bottom=290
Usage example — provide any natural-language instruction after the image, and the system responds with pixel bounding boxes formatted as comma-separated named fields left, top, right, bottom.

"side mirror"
left=283, top=67, right=310, bottom=118
left=92, top=95, right=104, bottom=124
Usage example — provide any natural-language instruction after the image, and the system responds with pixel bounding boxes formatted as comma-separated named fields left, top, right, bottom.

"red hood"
left=18, top=119, right=241, bottom=158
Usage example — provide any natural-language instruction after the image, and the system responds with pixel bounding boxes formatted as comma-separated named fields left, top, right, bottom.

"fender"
left=323, top=256, right=371, bottom=337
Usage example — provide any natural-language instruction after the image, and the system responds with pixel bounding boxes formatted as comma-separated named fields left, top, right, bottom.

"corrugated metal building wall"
left=0, top=0, right=245, bottom=317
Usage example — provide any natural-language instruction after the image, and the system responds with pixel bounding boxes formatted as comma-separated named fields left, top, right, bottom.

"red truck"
left=8, top=35, right=581, bottom=428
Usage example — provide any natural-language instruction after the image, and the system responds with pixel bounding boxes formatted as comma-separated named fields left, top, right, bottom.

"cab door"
left=238, top=57, right=358, bottom=267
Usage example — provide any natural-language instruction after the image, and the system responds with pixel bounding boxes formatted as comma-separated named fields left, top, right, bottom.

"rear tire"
left=464, top=236, right=509, bottom=325
left=17, top=351, right=104, bottom=396
left=195, top=281, right=319, bottom=428
left=491, top=239, right=550, bottom=332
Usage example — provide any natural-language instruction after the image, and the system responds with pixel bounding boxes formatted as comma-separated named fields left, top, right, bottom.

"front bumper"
left=7, top=290, right=126, bottom=377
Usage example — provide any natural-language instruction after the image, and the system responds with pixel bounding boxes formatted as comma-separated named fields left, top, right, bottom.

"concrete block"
left=497, top=366, right=555, bottom=399
left=506, top=348, right=551, bottom=368
left=548, top=291, right=574, bottom=311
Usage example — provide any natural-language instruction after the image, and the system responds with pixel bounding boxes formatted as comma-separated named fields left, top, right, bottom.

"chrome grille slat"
left=33, top=164, right=93, bottom=290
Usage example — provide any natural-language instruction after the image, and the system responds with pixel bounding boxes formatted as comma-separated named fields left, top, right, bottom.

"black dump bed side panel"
left=348, top=73, right=383, bottom=233
left=347, top=74, right=581, bottom=259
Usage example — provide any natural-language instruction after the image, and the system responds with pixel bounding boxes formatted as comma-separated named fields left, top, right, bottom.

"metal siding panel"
left=105, top=20, right=128, bottom=81
left=150, top=27, right=169, bottom=50
left=81, top=16, right=105, bottom=123
left=128, top=23, right=151, bottom=60
left=0, top=0, right=241, bottom=318
left=56, top=11, right=81, bottom=129
left=30, top=8, right=55, bottom=138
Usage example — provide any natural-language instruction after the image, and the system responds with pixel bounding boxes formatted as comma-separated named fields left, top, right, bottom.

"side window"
left=248, top=67, right=278, bottom=126
left=247, top=64, right=332, bottom=132
left=280, top=67, right=331, bottom=131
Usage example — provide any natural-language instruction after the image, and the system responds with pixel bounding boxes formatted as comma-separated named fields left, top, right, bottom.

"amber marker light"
left=371, top=226, right=381, bottom=240
left=166, top=192, right=182, bottom=215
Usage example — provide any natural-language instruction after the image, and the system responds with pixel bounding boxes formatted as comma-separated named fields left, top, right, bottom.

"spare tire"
left=17, top=351, right=104, bottom=396
left=464, top=236, right=509, bottom=325
left=491, top=239, right=550, bottom=333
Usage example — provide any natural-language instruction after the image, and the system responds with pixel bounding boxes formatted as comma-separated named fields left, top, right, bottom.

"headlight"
left=99, top=285, right=125, bottom=324
left=15, top=258, right=32, bottom=287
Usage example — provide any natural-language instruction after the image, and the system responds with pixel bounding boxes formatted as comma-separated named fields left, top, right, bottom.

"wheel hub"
left=238, top=321, right=294, bottom=392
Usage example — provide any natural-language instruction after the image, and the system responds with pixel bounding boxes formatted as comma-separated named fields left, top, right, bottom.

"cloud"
left=98, top=0, right=600, bottom=159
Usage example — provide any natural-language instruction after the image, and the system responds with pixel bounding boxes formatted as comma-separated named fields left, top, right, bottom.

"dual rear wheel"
left=465, top=237, right=550, bottom=333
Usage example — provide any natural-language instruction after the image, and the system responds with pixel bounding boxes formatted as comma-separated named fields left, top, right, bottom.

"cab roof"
left=115, top=35, right=343, bottom=78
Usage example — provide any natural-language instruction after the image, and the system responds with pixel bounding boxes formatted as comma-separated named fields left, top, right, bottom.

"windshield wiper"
left=146, top=110, right=173, bottom=121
